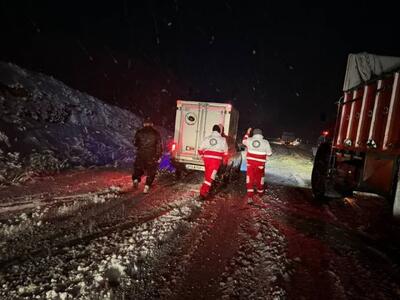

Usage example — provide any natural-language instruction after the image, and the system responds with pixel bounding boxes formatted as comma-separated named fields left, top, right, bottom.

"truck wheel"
left=390, top=157, right=400, bottom=219
left=311, top=142, right=331, bottom=200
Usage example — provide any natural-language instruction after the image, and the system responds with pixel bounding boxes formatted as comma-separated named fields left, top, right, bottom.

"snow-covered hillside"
left=0, top=62, right=143, bottom=185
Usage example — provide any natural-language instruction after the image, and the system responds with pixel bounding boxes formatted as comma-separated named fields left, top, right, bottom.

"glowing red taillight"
left=322, top=130, right=329, bottom=136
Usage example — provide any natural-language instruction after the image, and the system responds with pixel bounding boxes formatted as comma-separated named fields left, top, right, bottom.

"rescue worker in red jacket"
left=243, top=127, right=272, bottom=203
left=198, top=124, right=228, bottom=200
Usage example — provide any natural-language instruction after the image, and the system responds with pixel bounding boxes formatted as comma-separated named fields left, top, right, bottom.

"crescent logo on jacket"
left=252, top=140, right=261, bottom=148
left=209, top=138, right=218, bottom=146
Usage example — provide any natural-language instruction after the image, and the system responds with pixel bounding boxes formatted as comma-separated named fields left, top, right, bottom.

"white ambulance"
left=170, top=100, right=241, bottom=174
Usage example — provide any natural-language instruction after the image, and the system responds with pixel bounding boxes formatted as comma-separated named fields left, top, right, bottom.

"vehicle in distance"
left=281, top=131, right=297, bottom=145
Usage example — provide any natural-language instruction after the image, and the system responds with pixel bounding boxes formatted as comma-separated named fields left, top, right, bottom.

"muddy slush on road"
left=1, top=144, right=400, bottom=299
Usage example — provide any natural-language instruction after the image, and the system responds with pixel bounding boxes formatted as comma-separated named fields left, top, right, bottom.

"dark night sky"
left=1, top=0, right=400, bottom=138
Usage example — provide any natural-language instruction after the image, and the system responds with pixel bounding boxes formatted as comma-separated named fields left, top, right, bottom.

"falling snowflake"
left=210, top=35, right=215, bottom=45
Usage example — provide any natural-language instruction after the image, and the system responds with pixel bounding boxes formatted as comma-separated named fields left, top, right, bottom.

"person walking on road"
left=132, top=117, right=162, bottom=193
left=242, top=127, right=272, bottom=203
left=198, top=124, right=228, bottom=200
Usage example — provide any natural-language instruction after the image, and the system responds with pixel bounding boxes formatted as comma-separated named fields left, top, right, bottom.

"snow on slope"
left=0, top=62, right=142, bottom=184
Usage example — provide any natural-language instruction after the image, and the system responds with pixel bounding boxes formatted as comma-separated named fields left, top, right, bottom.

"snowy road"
left=1, top=146, right=400, bottom=299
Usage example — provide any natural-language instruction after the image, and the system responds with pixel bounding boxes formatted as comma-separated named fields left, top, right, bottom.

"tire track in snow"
left=261, top=185, right=400, bottom=299
left=0, top=173, right=200, bottom=270
left=146, top=182, right=255, bottom=299
left=0, top=179, right=204, bottom=299
left=217, top=201, right=292, bottom=299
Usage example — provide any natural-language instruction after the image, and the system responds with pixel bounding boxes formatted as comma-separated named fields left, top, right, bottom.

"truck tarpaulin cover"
left=343, top=53, right=400, bottom=91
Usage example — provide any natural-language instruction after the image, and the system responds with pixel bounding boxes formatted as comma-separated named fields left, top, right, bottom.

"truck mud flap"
left=392, top=158, right=400, bottom=219
left=311, top=142, right=331, bottom=200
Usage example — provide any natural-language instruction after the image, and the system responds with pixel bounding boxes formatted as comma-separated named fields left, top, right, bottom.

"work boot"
left=133, top=179, right=139, bottom=189
left=247, top=196, right=254, bottom=204
left=197, top=194, right=206, bottom=202
left=143, top=185, right=150, bottom=194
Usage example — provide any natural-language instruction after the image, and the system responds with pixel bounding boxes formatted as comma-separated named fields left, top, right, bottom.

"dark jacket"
left=134, top=126, right=162, bottom=161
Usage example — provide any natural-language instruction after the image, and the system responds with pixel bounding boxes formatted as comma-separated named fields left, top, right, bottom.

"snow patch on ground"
left=0, top=186, right=122, bottom=242
left=0, top=206, right=48, bottom=237
left=219, top=209, right=293, bottom=299
left=0, top=192, right=200, bottom=299
left=267, top=144, right=313, bottom=188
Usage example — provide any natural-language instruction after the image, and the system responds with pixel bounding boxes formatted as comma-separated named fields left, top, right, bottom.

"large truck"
left=312, top=53, right=400, bottom=217
left=170, top=100, right=241, bottom=175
